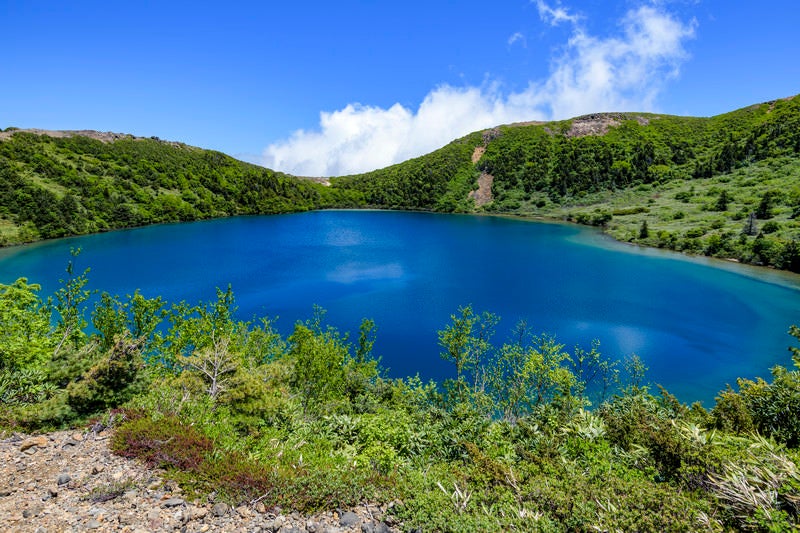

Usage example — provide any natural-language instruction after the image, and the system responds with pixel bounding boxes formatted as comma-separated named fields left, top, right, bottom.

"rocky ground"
left=0, top=128, right=185, bottom=148
left=0, top=430, right=401, bottom=533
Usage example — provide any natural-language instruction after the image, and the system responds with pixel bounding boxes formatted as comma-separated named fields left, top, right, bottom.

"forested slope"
left=0, top=131, right=360, bottom=245
left=332, top=95, right=800, bottom=271
left=332, top=130, right=484, bottom=212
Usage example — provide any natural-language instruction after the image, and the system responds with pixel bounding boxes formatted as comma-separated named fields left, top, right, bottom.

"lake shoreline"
left=3, top=206, right=800, bottom=284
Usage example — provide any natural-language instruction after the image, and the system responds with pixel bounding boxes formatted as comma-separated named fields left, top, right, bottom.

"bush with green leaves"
left=66, top=334, right=149, bottom=415
left=0, top=260, right=93, bottom=412
left=713, top=365, right=800, bottom=448
left=0, top=277, right=54, bottom=373
left=706, top=435, right=800, bottom=531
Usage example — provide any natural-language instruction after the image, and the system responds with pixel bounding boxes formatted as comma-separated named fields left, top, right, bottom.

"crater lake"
left=1, top=210, right=798, bottom=405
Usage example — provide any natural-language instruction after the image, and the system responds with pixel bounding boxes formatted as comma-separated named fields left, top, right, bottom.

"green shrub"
left=0, top=368, right=54, bottom=405
left=597, top=391, right=694, bottom=481
left=198, top=451, right=274, bottom=505
left=706, top=437, right=800, bottom=531
left=289, top=322, right=349, bottom=413
left=573, top=210, right=612, bottom=227
left=196, top=446, right=391, bottom=510
left=9, top=392, right=75, bottom=430
left=712, top=386, right=755, bottom=434
left=611, top=206, right=649, bottom=216
left=0, top=278, right=54, bottom=373
left=66, top=334, right=148, bottom=415
left=728, top=367, right=800, bottom=447
left=685, top=227, right=707, bottom=238
left=85, top=479, right=139, bottom=503
left=762, top=221, right=780, bottom=234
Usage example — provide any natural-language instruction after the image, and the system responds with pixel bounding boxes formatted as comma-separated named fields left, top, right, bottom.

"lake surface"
left=1, top=210, right=799, bottom=405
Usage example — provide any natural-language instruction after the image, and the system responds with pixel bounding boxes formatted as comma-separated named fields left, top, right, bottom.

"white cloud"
left=534, top=0, right=581, bottom=26
left=525, top=5, right=697, bottom=119
left=261, top=3, right=696, bottom=177
left=507, top=32, right=527, bottom=47
left=263, top=86, right=531, bottom=177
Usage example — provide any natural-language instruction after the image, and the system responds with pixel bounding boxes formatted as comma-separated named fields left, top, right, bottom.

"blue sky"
left=2, top=1, right=798, bottom=176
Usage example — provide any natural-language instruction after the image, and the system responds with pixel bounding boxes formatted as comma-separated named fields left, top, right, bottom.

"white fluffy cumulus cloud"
left=261, top=2, right=696, bottom=177
left=525, top=3, right=697, bottom=119
left=263, top=86, right=530, bottom=177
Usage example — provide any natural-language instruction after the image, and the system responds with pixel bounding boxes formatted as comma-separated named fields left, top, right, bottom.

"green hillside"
left=0, top=130, right=360, bottom=244
left=2, top=95, right=800, bottom=271
left=333, top=96, right=800, bottom=271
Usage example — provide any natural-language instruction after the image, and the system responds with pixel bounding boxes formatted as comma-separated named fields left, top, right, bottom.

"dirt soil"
left=468, top=145, right=493, bottom=207
left=0, top=429, right=399, bottom=533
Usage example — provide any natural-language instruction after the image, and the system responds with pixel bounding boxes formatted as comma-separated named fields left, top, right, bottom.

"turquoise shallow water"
left=1, top=210, right=799, bottom=405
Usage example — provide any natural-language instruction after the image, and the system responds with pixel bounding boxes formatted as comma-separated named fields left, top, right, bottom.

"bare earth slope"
left=0, top=430, right=398, bottom=533
left=0, top=129, right=185, bottom=147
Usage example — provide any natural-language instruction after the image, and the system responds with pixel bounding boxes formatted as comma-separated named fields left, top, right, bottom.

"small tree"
left=639, top=220, right=650, bottom=239
left=491, top=331, right=577, bottom=421
left=289, top=323, right=348, bottom=414
left=715, top=190, right=730, bottom=211
left=52, top=248, right=92, bottom=357
left=439, top=305, right=478, bottom=383
left=160, top=286, right=238, bottom=372
left=438, top=305, right=498, bottom=404
left=0, top=278, right=53, bottom=372
left=66, top=334, right=147, bottom=415
left=569, top=340, right=619, bottom=405
left=183, top=335, right=237, bottom=401
left=0, top=278, right=56, bottom=405
left=93, top=290, right=165, bottom=355
left=779, top=240, right=800, bottom=272
left=752, top=233, right=774, bottom=264
left=623, top=353, right=648, bottom=392
left=755, top=191, right=774, bottom=219
left=742, top=212, right=758, bottom=236
left=356, top=318, right=377, bottom=364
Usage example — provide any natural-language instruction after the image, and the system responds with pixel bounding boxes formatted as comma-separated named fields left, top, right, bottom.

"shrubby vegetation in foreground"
left=2, top=258, right=800, bottom=531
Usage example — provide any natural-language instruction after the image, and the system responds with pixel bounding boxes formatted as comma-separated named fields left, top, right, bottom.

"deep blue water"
left=1, top=210, right=799, bottom=405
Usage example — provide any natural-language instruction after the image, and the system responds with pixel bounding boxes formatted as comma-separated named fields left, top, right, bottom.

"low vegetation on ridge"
left=1, top=255, right=800, bottom=531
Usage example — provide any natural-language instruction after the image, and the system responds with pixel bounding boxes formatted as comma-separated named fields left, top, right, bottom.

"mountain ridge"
left=2, top=94, right=799, bottom=270
left=330, top=94, right=800, bottom=271
left=0, top=128, right=186, bottom=148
